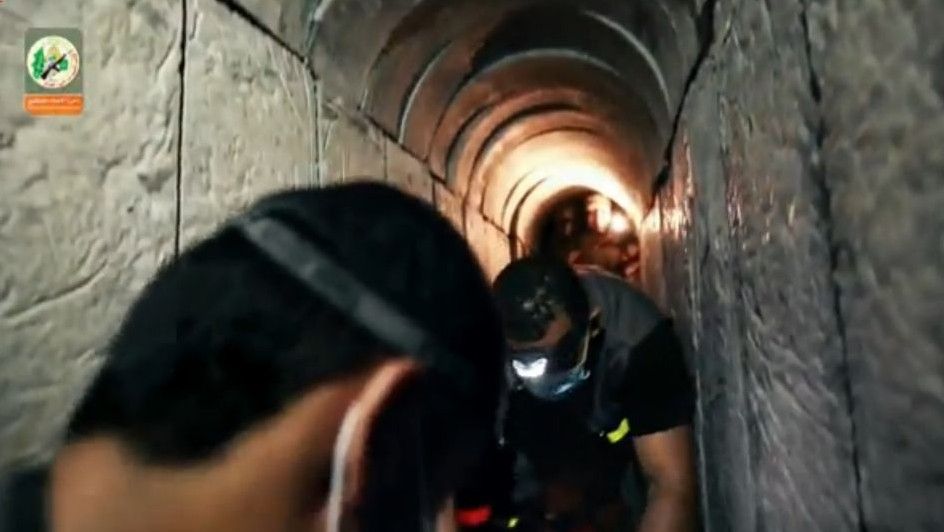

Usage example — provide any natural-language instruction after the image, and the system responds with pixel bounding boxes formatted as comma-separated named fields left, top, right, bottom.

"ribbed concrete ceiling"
left=310, top=0, right=701, bottom=248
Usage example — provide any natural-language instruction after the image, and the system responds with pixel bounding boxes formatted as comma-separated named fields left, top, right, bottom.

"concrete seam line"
left=305, top=58, right=317, bottom=187
left=316, top=78, right=324, bottom=187
left=214, top=0, right=324, bottom=105
left=212, top=0, right=315, bottom=75
left=398, top=42, right=451, bottom=144
left=657, top=0, right=719, bottom=193
left=174, top=0, right=188, bottom=257
left=798, top=2, right=867, bottom=530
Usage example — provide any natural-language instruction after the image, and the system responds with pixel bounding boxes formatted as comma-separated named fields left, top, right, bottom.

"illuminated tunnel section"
left=310, top=0, right=701, bottom=256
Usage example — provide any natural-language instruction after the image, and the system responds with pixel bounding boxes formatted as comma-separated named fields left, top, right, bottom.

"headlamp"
left=508, top=328, right=591, bottom=400
left=511, top=357, right=548, bottom=379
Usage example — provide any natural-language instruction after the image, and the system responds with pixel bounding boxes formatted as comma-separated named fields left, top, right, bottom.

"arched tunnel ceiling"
left=421, top=51, right=664, bottom=177
left=445, top=94, right=649, bottom=211
left=309, top=0, right=702, bottom=241
left=312, top=0, right=700, bottom=110
left=485, top=130, right=644, bottom=229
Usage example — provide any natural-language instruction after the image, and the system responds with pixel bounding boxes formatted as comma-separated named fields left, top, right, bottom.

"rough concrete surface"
left=385, top=137, right=434, bottom=203
left=0, top=0, right=181, bottom=469
left=808, top=1, right=944, bottom=529
left=649, top=0, right=864, bottom=529
left=232, top=0, right=312, bottom=55
left=638, top=204, right=667, bottom=316
left=463, top=208, right=491, bottom=278
left=483, top=219, right=512, bottom=281
left=179, top=0, right=318, bottom=248
left=663, top=59, right=760, bottom=532
left=653, top=131, right=695, bottom=350
left=716, top=2, right=859, bottom=529
left=433, top=181, right=465, bottom=234
left=319, top=101, right=385, bottom=184
left=649, top=0, right=944, bottom=530
left=464, top=208, right=510, bottom=281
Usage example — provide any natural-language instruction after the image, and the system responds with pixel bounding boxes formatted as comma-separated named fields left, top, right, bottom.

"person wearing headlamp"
left=490, top=256, right=697, bottom=532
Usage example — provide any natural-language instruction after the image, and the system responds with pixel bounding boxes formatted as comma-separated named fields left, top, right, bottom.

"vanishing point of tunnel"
left=1, top=0, right=942, bottom=531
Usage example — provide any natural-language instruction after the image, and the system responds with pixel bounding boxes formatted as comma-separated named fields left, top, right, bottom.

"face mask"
left=518, top=363, right=589, bottom=400
left=324, top=401, right=438, bottom=532
left=510, top=330, right=591, bottom=401
left=325, top=401, right=362, bottom=532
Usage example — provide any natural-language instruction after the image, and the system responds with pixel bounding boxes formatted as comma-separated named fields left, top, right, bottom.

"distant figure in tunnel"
left=456, top=257, right=696, bottom=532
left=537, top=193, right=642, bottom=285
left=0, top=182, right=505, bottom=532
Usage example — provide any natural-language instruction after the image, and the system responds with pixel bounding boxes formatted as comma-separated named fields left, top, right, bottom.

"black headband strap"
left=233, top=214, right=473, bottom=392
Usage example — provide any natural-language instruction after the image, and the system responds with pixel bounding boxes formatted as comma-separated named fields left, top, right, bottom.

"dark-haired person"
left=0, top=181, right=506, bottom=532
left=478, top=256, right=696, bottom=532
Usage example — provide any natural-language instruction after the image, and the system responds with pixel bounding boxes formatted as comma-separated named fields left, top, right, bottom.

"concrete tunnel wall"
left=1, top=1, right=943, bottom=532
left=640, top=1, right=944, bottom=530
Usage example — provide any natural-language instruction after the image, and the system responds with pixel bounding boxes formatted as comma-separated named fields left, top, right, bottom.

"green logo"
left=26, top=34, right=80, bottom=90
left=30, top=45, right=71, bottom=80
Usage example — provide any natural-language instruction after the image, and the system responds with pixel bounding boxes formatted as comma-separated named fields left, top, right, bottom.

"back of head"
left=492, top=256, right=590, bottom=344
left=66, top=182, right=505, bottom=529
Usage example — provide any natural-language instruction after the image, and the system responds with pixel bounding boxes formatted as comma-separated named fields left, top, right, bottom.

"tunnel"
left=1, top=1, right=943, bottom=531
left=316, top=0, right=693, bottom=260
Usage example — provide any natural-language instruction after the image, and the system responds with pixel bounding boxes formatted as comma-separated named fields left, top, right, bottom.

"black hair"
left=492, top=255, right=590, bottom=344
left=65, top=182, right=505, bottom=530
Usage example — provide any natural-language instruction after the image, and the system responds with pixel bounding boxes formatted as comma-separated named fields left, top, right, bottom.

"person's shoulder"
left=574, top=264, right=619, bottom=284
left=577, top=268, right=664, bottom=335
left=575, top=266, right=632, bottom=302
left=576, top=266, right=653, bottom=300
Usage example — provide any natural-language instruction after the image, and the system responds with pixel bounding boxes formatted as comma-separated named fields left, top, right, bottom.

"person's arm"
left=621, top=320, right=698, bottom=532
left=633, top=426, right=697, bottom=532
left=437, top=497, right=459, bottom=532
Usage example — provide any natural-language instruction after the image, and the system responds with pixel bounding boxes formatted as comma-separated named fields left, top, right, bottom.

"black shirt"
left=504, top=319, right=694, bottom=495
left=504, top=331, right=632, bottom=485
left=572, top=268, right=694, bottom=438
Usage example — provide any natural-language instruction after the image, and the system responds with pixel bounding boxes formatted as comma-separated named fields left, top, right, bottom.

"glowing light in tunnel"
left=587, top=193, right=613, bottom=232
left=481, top=128, right=646, bottom=247
left=534, top=160, right=642, bottom=224
left=609, top=212, right=630, bottom=234
left=498, top=155, right=645, bottom=250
